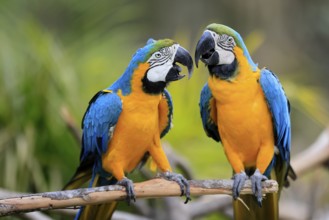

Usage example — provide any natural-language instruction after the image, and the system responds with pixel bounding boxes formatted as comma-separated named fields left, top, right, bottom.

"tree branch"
left=0, top=178, right=278, bottom=217
left=291, top=127, right=329, bottom=176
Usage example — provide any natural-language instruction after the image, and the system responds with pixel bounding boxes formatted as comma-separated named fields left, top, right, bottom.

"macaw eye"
left=227, top=37, right=233, bottom=43
left=154, top=52, right=161, bottom=58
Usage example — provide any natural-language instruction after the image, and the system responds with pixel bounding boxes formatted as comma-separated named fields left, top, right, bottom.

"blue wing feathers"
left=81, top=91, right=122, bottom=162
left=260, top=69, right=291, bottom=163
left=199, top=83, right=221, bottom=142
left=81, top=91, right=103, bottom=128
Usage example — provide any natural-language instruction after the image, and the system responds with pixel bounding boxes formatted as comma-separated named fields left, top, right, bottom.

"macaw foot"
left=117, top=177, right=136, bottom=205
left=232, top=171, right=248, bottom=200
left=250, top=169, right=268, bottom=207
left=160, top=171, right=191, bottom=204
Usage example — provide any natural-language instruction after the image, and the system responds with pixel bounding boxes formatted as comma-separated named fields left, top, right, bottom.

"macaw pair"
left=64, top=24, right=296, bottom=220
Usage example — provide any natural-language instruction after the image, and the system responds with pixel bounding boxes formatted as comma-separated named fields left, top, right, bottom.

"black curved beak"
left=165, top=46, right=193, bottom=82
left=175, top=46, right=193, bottom=79
left=195, top=31, right=218, bottom=67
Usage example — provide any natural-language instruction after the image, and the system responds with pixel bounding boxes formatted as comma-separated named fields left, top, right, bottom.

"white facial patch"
left=205, top=30, right=236, bottom=65
left=146, top=62, right=172, bottom=82
left=216, top=48, right=235, bottom=65
left=146, top=44, right=179, bottom=82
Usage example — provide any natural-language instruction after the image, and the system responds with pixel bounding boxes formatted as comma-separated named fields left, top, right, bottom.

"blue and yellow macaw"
left=64, top=38, right=193, bottom=220
left=195, top=24, right=296, bottom=219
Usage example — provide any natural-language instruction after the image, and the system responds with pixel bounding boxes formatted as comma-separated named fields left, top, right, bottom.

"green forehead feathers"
left=206, top=23, right=244, bottom=49
left=148, top=39, right=177, bottom=55
left=132, top=39, right=177, bottom=65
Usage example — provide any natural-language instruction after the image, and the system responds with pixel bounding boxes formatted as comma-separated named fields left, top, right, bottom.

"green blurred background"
left=1, top=0, right=329, bottom=219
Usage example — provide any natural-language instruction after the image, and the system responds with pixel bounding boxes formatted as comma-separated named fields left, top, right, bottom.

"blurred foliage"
left=0, top=12, right=79, bottom=192
left=0, top=0, right=147, bottom=193
left=0, top=0, right=329, bottom=219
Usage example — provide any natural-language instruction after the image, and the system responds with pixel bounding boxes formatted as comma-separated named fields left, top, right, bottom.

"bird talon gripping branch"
left=160, top=171, right=191, bottom=203
left=250, top=169, right=268, bottom=207
left=117, top=177, right=136, bottom=204
left=232, top=171, right=248, bottom=200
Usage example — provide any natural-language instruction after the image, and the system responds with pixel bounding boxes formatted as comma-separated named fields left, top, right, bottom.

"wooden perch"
left=0, top=178, right=278, bottom=217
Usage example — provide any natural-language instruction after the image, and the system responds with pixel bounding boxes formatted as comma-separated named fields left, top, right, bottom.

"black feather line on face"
left=217, top=43, right=234, bottom=52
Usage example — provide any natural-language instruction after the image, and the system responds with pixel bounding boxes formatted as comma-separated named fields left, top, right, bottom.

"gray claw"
left=117, top=177, right=136, bottom=205
left=161, top=171, right=191, bottom=204
left=232, top=171, right=248, bottom=200
left=250, top=169, right=268, bottom=207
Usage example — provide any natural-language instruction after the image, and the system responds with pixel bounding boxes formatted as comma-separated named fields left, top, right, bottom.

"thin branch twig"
left=0, top=178, right=278, bottom=217
left=60, top=106, right=81, bottom=144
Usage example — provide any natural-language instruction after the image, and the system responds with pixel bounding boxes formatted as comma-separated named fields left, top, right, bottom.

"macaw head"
left=129, top=38, right=193, bottom=94
left=195, top=23, right=257, bottom=80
